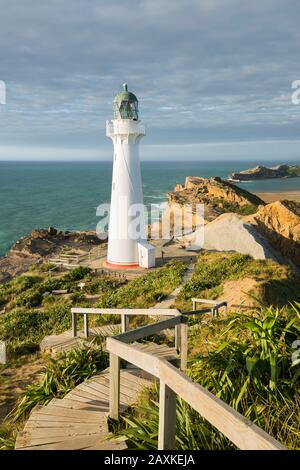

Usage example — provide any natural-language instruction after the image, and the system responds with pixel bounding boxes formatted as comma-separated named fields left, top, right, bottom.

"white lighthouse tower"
left=105, top=84, right=155, bottom=269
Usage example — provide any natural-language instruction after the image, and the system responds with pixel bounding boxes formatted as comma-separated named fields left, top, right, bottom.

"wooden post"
left=192, top=299, right=196, bottom=311
left=72, top=312, right=77, bottom=337
left=121, top=314, right=129, bottom=333
left=180, top=322, right=188, bottom=372
left=175, top=324, right=181, bottom=354
left=158, top=381, right=176, bottom=450
left=109, top=353, right=120, bottom=421
left=83, top=313, right=89, bottom=338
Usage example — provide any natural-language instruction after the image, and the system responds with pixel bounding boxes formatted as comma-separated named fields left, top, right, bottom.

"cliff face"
left=167, top=176, right=264, bottom=224
left=166, top=176, right=300, bottom=268
left=246, top=201, right=300, bottom=266
left=229, top=164, right=300, bottom=181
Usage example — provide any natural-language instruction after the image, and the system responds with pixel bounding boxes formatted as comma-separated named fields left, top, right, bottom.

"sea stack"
left=105, top=84, right=155, bottom=269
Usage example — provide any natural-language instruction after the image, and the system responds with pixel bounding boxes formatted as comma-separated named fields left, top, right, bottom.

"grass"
left=175, top=251, right=300, bottom=311
left=95, top=260, right=187, bottom=310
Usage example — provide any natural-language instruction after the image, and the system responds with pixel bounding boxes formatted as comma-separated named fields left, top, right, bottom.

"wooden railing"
left=192, top=297, right=227, bottom=317
left=105, top=314, right=286, bottom=451
left=71, top=307, right=181, bottom=341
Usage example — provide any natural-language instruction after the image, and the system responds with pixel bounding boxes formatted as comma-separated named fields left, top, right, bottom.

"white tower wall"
left=106, top=119, right=147, bottom=266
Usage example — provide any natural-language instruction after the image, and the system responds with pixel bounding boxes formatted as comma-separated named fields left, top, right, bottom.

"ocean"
left=0, top=159, right=300, bottom=257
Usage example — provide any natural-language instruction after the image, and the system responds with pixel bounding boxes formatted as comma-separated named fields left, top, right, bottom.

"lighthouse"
left=105, top=84, right=155, bottom=269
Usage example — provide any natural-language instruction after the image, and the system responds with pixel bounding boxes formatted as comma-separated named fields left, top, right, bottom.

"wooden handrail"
left=71, top=307, right=181, bottom=338
left=71, top=307, right=180, bottom=316
left=106, top=323, right=286, bottom=451
left=192, top=298, right=228, bottom=317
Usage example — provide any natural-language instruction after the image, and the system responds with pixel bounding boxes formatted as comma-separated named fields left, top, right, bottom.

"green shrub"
left=6, top=275, right=43, bottom=294
left=15, top=289, right=43, bottom=308
left=63, top=266, right=92, bottom=282
left=0, top=304, right=72, bottom=355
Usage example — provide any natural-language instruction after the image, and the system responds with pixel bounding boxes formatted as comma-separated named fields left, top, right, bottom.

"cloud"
left=0, top=0, right=300, bottom=159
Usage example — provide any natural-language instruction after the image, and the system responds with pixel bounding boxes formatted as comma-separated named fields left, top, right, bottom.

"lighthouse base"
left=103, top=260, right=141, bottom=270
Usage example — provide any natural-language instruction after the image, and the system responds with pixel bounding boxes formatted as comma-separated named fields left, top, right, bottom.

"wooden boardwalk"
left=40, top=324, right=120, bottom=354
left=15, top=342, right=178, bottom=450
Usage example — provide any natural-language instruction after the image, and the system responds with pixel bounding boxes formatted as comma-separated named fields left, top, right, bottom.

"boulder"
left=185, top=213, right=280, bottom=261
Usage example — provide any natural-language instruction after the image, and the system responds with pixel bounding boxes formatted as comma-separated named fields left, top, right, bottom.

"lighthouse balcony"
left=106, top=120, right=145, bottom=137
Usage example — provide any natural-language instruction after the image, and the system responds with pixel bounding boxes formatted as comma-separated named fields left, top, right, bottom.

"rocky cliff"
left=164, top=177, right=264, bottom=235
left=0, top=227, right=104, bottom=283
left=246, top=200, right=300, bottom=267
left=229, top=164, right=300, bottom=181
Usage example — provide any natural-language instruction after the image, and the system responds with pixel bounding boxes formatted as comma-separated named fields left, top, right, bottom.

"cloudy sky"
left=0, top=0, right=300, bottom=161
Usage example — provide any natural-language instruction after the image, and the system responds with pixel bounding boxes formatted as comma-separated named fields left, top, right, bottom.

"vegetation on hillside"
left=0, top=261, right=186, bottom=358
left=118, top=304, right=300, bottom=449
left=96, top=260, right=186, bottom=309
left=176, top=251, right=300, bottom=311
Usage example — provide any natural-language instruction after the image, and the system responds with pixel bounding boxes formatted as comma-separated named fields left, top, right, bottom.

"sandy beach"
left=255, top=191, right=300, bottom=203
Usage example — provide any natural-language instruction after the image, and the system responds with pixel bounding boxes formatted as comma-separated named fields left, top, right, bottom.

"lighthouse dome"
left=114, top=84, right=139, bottom=120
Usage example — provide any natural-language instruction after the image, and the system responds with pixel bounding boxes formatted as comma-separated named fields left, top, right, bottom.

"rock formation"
left=185, top=213, right=281, bottom=262
left=229, top=164, right=300, bottom=181
left=0, top=228, right=105, bottom=283
left=163, top=176, right=264, bottom=238
left=246, top=200, right=300, bottom=266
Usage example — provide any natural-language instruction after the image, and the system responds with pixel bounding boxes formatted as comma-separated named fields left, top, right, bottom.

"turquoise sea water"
left=0, top=160, right=299, bottom=257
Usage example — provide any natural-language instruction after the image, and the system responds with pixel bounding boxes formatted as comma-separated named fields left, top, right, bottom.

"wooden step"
left=16, top=431, right=127, bottom=450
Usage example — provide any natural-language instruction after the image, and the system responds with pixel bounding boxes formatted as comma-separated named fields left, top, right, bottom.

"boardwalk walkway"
left=15, top=342, right=178, bottom=450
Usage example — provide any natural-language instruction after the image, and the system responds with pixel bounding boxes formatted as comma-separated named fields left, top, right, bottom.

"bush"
left=6, top=275, right=43, bottom=295
left=63, top=266, right=92, bottom=282
left=15, top=289, right=43, bottom=308
left=0, top=304, right=72, bottom=355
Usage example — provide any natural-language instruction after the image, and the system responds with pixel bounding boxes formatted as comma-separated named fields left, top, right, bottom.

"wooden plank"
left=18, top=426, right=103, bottom=439
left=175, top=324, right=181, bottom=353
left=158, top=382, right=176, bottom=450
left=107, top=338, right=160, bottom=378
left=71, top=307, right=180, bottom=316
left=180, top=322, right=188, bottom=372
left=109, top=353, right=120, bottom=421
left=29, top=406, right=104, bottom=421
left=113, top=315, right=184, bottom=344
left=158, top=361, right=286, bottom=450
left=191, top=297, right=220, bottom=305
left=86, top=376, right=145, bottom=399
left=72, top=312, right=77, bottom=337
left=121, top=314, right=129, bottom=333
left=83, top=313, right=89, bottom=338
